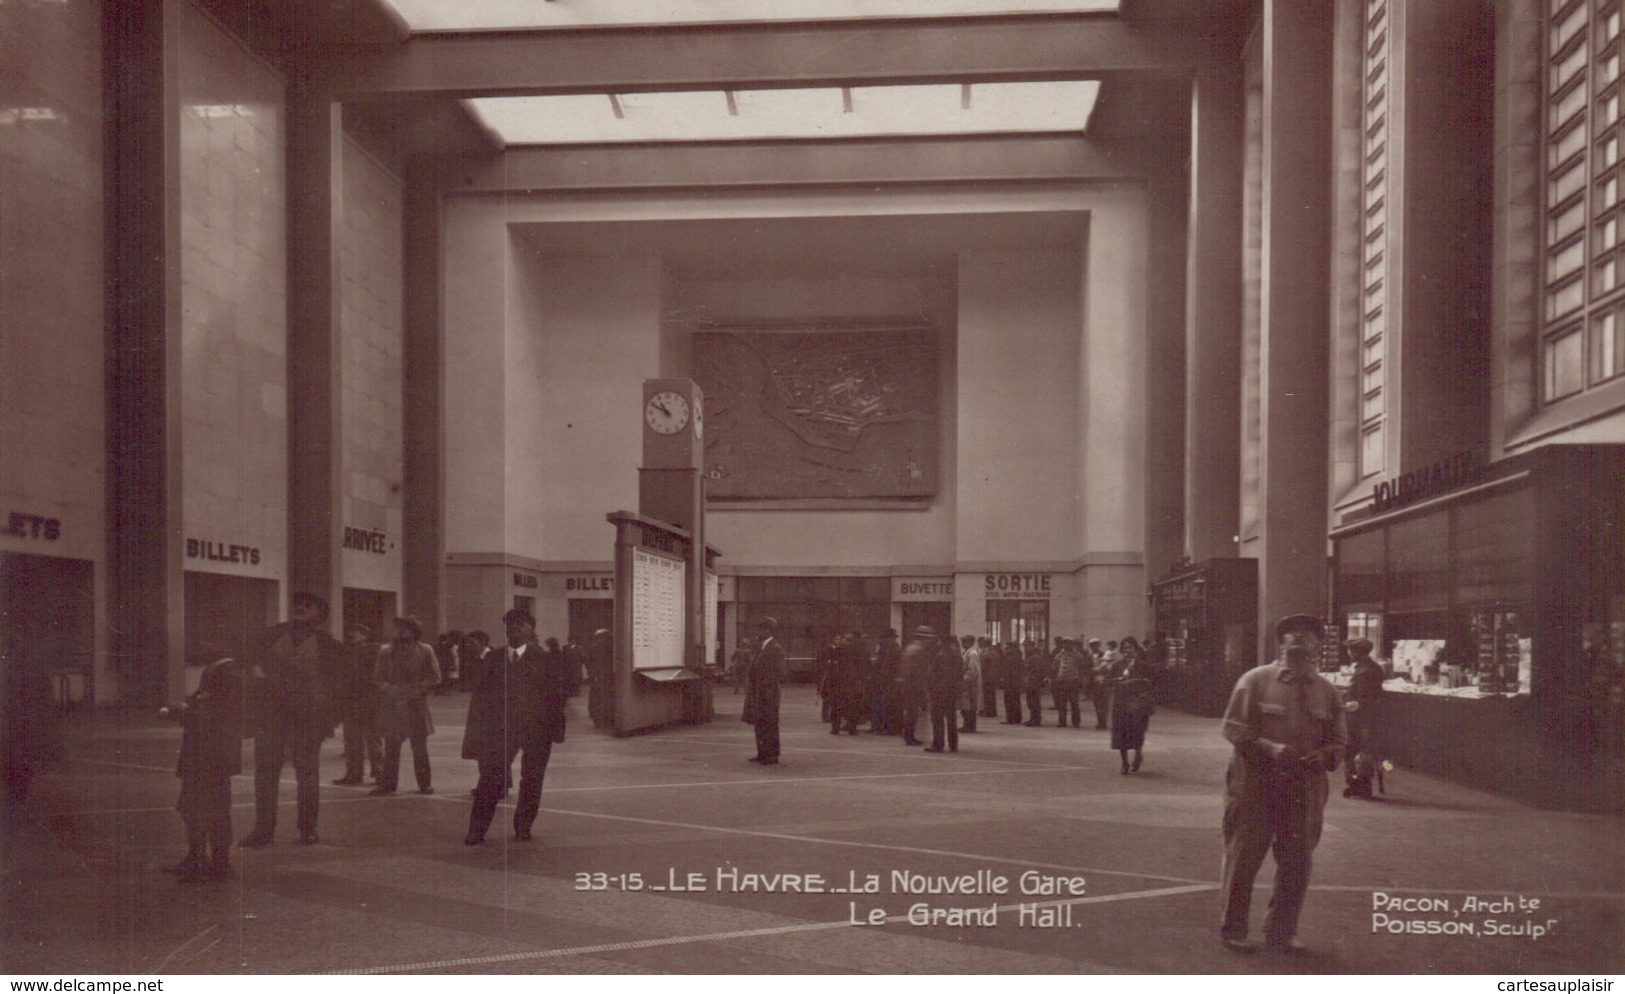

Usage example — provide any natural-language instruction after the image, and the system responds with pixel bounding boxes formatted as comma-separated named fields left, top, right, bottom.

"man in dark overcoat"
left=1000, top=641, right=1025, bottom=724
left=743, top=617, right=785, bottom=764
left=586, top=628, right=615, bottom=730
left=462, top=608, right=571, bottom=844
left=897, top=626, right=935, bottom=746
left=829, top=630, right=867, bottom=735
left=241, top=592, right=343, bottom=847
left=868, top=628, right=901, bottom=734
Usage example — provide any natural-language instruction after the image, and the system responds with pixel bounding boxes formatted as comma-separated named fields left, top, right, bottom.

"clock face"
left=644, top=390, right=691, bottom=435
left=692, top=396, right=703, bottom=440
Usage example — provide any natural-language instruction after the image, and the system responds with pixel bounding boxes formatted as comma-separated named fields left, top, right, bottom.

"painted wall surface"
left=442, top=201, right=512, bottom=553
left=510, top=250, right=660, bottom=561
left=955, top=248, right=1081, bottom=563
left=339, top=135, right=405, bottom=597
left=177, top=3, right=287, bottom=584
left=0, top=0, right=104, bottom=568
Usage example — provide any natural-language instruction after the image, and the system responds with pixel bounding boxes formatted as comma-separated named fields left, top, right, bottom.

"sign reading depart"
left=694, top=327, right=938, bottom=500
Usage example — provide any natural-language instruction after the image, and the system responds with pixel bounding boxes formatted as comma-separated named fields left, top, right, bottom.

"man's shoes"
left=163, top=858, right=201, bottom=876
left=758, top=758, right=779, bottom=765
left=463, top=833, right=484, bottom=846
left=417, top=787, right=435, bottom=795
left=923, top=746, right=944, bottom=753
left=204, top=862, right=235, bottom=881
left=176, top=864, right=214, bottom=884
left=369, top=786, right=396, bottom=795
left=748, top=756, right=766, bottom=763
left=1264, top=938, right=1311, bottom=956
left=904, top=740, right=923, bottom=747
left=297, top=832, right=320, bottom=845
left=238, top=831, right=274, bottom=848
left=513, top=829, right=532, bottom=842
left=1220, top=936, right=1258, bottom=954
left=1131, top=752, right=1143, bottom=772
left=332, top=776, right=363, bottom=786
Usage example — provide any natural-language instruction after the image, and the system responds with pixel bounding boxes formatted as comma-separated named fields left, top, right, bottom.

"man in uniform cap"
left=1218, top=613, right=1347, bottom=955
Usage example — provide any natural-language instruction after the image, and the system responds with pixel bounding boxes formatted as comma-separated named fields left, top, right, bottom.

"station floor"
left=3, top=684, right=1622, bottom=976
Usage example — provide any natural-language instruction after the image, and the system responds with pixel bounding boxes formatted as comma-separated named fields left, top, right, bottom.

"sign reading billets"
left=186, top=538, right=261, bottom=565
left=631, top=547, right=685, bottom=671
left=984, top=573, right=1052, bottom=599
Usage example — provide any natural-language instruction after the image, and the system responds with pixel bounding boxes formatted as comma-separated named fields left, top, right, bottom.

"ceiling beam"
left=441, top=135, right=1174, bottom=193
left=312, top=17, right=1224, bottom=98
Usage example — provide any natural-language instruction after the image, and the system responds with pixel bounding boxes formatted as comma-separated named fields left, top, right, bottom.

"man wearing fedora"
left=1218, top=613, right=1348, bottom=956
left=897, top=625, right=936, bottom=746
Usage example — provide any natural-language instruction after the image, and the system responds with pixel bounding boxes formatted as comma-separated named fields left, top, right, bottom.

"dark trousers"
left=251, top=725, right=322, bottom=836
left=588, top=681, right=615, bottom=729
left=341, top=713, right=382, bottom=779
left=960, top=706, right=977, bottom=732
left=1002, top=686, right=1023, bottom=723
left=754, top=716, right=781, bottom=760
left=1023, top=688, right=1044, bottom=724
left=901, top=687, right=925, bottom=742
left=177, top=774, right=233, bottom=867
left=1091, top=691, right=1110, bottom=729
left=380, top=731, right=431, bottom=791
left=468, top=741, right=552, bottom=840
left=1052, top=684, right=1081, bottom=727
left=929, top=701, right=960, bottom=751
left=1220, top=775, right=1325, bottom=943
left=980, top=681, right=998, bottom=717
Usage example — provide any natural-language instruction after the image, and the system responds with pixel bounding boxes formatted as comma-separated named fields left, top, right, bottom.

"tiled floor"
left=4, top=686, right=1621, bottom=975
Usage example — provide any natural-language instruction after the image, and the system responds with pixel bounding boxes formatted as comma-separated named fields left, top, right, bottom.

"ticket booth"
left=1149, top=558, right=1258, bottom=716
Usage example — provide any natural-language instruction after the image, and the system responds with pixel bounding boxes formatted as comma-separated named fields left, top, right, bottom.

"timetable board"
left=705, top=570, right=718, bottom=666
left=632, top=546, right=685, bottom=670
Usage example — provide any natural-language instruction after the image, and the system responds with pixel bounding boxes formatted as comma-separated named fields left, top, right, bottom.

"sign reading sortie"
left=984, top=573, right=1052, bottom=600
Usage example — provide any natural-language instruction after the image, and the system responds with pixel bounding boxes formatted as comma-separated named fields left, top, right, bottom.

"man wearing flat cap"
left=1217, top=613, right=1347, bottom=955
left=1342, top=637, right=1387, bottom=799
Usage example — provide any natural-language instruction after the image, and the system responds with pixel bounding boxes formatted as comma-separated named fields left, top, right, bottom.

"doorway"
left=568, top=598, right=615, bottom=641
left=343, top=587, right=398, bottom=642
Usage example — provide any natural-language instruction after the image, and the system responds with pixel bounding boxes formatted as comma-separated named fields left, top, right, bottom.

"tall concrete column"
left=402, top=159, right=446, bottom=633
left=286, top=89, right=344, bottom=625
left=1257, top=1, right=1333, bottom=649
left=105, top=0, right=185, bottom=705
left=1184, top=64, right=1244, bottom=564
left=1144, top=158, right=1188, bottom=588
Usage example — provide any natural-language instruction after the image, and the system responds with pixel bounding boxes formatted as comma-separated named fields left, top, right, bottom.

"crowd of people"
left=155, top=595, right=1368, bottom=958
left=160, top=595, right=611, bottom=881
left=739, top=625, right=1165, bottom=772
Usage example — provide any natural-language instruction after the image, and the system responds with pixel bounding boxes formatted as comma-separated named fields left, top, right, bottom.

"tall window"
left=1544, top=0, right=1625, bottom=401
left=1359, top=0, right=1392, bottom=477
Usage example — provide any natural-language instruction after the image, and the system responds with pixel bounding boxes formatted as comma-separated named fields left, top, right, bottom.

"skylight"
left=383, top=0, right=1119, bottom=33
left=468, top=81, right=1101, bottom=146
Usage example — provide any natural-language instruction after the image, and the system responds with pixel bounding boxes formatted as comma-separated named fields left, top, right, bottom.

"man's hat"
left=912, top=625, right=937, bottom=639
left=1275, top=613, right=1323, bottom=640
left=759, top=616, right=779, bottom=630
left=1345, top=637, right=1374, bottom=656
left=882, top=627, right=898, bottom=638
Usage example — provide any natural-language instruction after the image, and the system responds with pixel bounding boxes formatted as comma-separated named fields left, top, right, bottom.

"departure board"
left=632, top=547, right=685, bottom=670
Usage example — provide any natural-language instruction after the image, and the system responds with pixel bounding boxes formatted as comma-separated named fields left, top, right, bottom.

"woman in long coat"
left=1109, top=636, right=1156, bottom=774
left=371, top=616, right=440, bottom=795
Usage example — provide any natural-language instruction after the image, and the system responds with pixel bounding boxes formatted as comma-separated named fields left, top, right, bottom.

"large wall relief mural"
left=694, top=326, right=939, bottom=501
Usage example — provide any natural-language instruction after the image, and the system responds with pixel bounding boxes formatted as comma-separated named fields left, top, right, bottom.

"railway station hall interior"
left=3, top=0, right=1625, bottom=973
